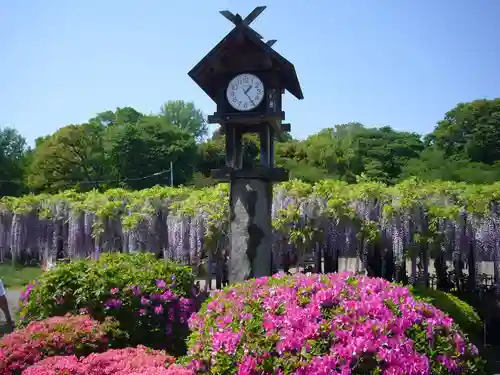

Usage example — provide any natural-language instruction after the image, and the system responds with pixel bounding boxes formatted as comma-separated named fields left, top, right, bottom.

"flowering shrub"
left=18, top=253, right=197, bottom=354
left=0, top=314, right=118, bottom=375
left=410, top=285, right=483, bottom=342
left=22, top=346, right=194, bottom=375
left=185, top=272, right=486, bottom=374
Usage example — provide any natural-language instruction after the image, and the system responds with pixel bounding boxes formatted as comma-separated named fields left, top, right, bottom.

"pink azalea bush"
left=0, top=314, right=118, bottom=375
left=18, top=253, right=198, bottom=354
left=22, top=346, right=194, bottom=375
left=185, top=272, right=485, bottom=375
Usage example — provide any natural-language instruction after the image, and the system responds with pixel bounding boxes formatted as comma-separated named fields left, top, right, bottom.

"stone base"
left=229, top=178, right=272, bottom=283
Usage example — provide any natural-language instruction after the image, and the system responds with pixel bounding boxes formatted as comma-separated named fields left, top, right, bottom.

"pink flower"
left=156, top=279, right=167, bottom=289
left=154, top=305, right=164, bottom=315
left=0, top=315, right=113, bottom=375
left=22, top=346, right=189, bottom=375
left=185, top=272, right=484, bottom=374
left=237, top=355, right=258, bottom=375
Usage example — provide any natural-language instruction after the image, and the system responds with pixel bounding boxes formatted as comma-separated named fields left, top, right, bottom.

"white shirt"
left=0, top=279, right=5, bottom=297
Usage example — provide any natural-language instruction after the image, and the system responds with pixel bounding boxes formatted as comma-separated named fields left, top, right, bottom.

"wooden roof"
left=188, top=22, right=303, bottom=101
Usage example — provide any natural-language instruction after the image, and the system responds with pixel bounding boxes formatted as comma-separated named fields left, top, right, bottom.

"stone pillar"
left=229, top=178, right=273, bottom=283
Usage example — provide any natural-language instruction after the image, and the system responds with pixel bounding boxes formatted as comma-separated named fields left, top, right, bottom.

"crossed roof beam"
left=219, top=6, right=277, bottom=47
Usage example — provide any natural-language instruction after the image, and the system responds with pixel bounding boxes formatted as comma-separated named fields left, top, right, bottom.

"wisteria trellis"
left=1, top=180, right=499, bottom=290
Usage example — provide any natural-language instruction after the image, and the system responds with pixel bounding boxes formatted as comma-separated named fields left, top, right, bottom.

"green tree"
left=160, top=100, right=208, bottom=141
left=401, top=148, right=500, bottom=184
left=0, top=127, right=28, bottom=196
left=105, top=116, right=197, bottom=190
left=426, top=98, right=500, bottom=164
left=300, top=124, right=363, bottom=182
left=89, top=107, right=144, bottom=127
left=274, top=139, right=331, bottom=182
left=17, top=97, right=500, bottom=194
left=27, top=123, right=107, bottom=192
left=196, top=138, right=225, bottom=177
left=194, top=131, right=261, bottom=177
left=294, top=123, right=423, bottom=184
left=351, top=126, right=424, bottom=184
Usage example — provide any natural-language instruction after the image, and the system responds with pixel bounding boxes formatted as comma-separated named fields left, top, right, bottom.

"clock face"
left=226, top=73, right=265, bottom=111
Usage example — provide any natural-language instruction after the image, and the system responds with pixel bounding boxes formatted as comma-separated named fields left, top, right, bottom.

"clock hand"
left=245, top=92, right=256, bottom=106
left=244, top=85, right=253, bottom=95
left=242, top=85, right=256, bottom=106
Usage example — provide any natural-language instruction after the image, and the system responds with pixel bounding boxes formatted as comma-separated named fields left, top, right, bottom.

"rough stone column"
left=229, top=178, right=273, bottom=283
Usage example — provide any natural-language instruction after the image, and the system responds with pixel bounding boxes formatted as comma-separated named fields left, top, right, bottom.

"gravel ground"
left=1, top=290, right=20, bottom=323
left=0, top=290, right=19, bottom=337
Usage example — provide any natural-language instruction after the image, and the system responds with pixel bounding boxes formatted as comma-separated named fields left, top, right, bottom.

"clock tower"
left=188, top=6, right=303, bottom=285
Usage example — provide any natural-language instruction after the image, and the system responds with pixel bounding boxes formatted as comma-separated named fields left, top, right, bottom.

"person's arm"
left=0, top=280, right=14, bottom=332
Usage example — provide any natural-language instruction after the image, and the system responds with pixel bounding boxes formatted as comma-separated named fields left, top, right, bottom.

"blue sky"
left=1, top=1, right=499, bottom=146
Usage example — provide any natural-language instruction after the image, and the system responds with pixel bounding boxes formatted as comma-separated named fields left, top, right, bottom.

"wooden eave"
left=188, top=25, right=304, bottom=101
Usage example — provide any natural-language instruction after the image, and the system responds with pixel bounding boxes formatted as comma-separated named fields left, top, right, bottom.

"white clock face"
left=226, top=73, right=265, bottom=111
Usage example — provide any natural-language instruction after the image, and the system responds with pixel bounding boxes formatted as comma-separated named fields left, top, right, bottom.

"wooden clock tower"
left=188, top=6, right=303, bottom=283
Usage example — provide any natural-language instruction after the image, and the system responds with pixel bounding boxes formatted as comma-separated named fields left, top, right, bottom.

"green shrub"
left=18, top=253, right=196, bottom=354
left=410, top=286, right=483, bottom=342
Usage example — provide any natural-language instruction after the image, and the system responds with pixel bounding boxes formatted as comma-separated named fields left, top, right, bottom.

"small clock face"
left=226, top=73, right=265, bottom=111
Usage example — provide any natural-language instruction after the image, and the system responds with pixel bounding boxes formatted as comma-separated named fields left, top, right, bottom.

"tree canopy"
left=1, top=97, right=500, bottom=196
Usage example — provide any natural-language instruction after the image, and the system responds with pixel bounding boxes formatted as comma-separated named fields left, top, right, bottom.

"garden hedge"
left=410, top=286, right=483, bottom=343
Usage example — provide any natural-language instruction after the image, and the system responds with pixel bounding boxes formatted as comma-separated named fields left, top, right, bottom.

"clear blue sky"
left=1, top=1, right=499, bottom=146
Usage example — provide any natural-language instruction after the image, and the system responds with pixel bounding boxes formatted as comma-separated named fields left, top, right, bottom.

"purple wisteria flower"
left=156, top=279, right=167, bottom=289
left=104, top=298, right=122, bottom=309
